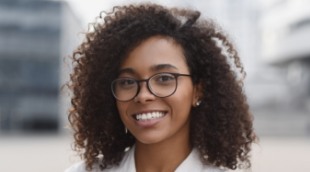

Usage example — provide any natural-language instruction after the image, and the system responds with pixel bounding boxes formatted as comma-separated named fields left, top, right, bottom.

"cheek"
left=116, top=102, right=128, bottom=118
left=178, top=83, right=195, bottom=102
left=169, top=85, right=195, bottom=112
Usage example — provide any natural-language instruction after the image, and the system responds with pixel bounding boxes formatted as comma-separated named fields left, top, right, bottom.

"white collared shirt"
left=65, top=147, right=225, bottom=172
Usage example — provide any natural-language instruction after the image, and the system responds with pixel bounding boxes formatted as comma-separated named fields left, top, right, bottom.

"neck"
left=134, top=129, right=191, bottom=172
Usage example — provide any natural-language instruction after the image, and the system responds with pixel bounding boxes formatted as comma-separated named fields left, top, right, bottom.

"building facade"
left=260, top=0, right=310, bottom=111
left=0, top=0, right=82, bottom=133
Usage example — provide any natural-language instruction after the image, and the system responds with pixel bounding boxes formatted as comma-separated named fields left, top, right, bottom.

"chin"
left=135, top=135, right=165, bottom=145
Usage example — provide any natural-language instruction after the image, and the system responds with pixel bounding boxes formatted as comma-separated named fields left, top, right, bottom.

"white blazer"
left=65, top=147, right=225, bottom=172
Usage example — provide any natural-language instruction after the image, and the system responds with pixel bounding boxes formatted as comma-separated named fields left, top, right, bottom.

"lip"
left=131, top=110, right=167, bottom=128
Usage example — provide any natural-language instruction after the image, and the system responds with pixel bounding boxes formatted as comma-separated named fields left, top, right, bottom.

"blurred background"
left=0, top=0, right=309, bottom=171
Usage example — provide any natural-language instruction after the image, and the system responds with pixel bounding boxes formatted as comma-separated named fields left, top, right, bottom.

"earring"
left=125, top=127, right=128, bottom=134
left=196, top=100, right=201, bottom=107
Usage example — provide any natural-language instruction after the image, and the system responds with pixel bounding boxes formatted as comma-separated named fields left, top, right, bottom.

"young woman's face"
left=116, top=36, right=200, bottom=145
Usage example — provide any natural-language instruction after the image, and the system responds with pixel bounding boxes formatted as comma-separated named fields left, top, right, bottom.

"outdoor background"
left=0, top=0, right=309, bottom=171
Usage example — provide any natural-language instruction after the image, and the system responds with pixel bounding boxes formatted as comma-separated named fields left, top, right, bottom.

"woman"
left=65, top=3, right=256, bottom=172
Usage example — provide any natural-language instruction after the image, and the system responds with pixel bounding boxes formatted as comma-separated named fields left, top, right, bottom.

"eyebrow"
left=118, top=64, right=178, bottom=75
left=150, top=64, right=178, bottom=72
left=118, top=68, right=135, bottom=75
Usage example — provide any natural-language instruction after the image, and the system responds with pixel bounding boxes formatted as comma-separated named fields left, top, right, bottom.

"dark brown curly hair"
left=68, top=3, right=257, bottom=171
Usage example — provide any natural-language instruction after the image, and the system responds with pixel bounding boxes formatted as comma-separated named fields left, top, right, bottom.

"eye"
left=116, top=78, right=136, bottom=88
left=153, top=73, right=175, bottom=85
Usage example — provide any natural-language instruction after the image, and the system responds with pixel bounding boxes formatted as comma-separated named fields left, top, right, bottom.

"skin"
left=116, top=36, right=201, bottom=172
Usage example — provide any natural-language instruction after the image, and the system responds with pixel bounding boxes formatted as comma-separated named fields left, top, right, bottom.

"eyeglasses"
left=111, top=72, right=191, bottom=102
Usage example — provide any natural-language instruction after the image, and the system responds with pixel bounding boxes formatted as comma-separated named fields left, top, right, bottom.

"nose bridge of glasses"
left=136, top=78, right=153, bottom=95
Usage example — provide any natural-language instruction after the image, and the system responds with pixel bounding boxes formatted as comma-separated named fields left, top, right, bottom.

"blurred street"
left=0, top=134, right=310, bottom=172
left=0, top=133, right=78, bottom=172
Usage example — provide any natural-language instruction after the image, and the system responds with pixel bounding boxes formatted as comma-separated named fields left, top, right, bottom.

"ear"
left=192, top=82, right=203, bottom=107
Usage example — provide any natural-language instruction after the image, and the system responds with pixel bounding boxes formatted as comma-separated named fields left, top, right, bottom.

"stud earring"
left=196, top=100, right=201, bottom=107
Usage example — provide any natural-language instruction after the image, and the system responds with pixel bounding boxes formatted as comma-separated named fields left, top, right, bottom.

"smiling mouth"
left=133, top=111, right=167, bottom=121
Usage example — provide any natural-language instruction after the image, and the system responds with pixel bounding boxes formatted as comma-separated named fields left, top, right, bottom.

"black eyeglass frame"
left=111, top=72, right=191, bottom=102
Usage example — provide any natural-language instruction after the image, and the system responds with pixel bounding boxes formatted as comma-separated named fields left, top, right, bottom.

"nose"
left=134, top=82, right=156, bottom=103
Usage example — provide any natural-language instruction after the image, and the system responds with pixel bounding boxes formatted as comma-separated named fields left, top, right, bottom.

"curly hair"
left=68, top=3, right=257, bottom=171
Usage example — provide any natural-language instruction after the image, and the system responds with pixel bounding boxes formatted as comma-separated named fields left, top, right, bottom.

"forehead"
left=120, top=36, right=189, bottom=74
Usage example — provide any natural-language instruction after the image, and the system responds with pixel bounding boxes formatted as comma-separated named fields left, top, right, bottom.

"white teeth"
left=147, top=113, right=151, bottom=119
left=135, top=112, right=165, bottom=121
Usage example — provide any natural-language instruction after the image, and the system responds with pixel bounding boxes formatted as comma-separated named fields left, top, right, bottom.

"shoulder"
left=176, top=149, right=226, bottom=172
left=64, top=147, right=136, bottom=172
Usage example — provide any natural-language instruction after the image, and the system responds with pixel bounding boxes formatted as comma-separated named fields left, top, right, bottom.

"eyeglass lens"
left=112, top=73, right=178, bottom=101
